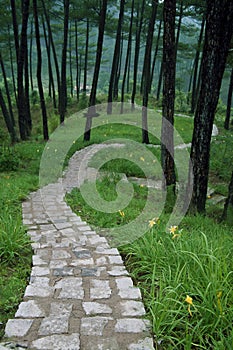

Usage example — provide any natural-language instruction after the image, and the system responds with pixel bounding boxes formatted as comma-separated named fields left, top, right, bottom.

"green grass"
left=67, top=179, right=233, bottom=349
left=0, top=140, right=44, bottom=338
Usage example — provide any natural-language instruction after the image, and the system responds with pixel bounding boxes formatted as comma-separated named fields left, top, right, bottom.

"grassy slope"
left=0, top=106, right=232, bottom=344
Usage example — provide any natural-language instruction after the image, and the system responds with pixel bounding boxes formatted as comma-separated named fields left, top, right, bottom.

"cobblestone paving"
left=3, top=145, right=155, bottom=350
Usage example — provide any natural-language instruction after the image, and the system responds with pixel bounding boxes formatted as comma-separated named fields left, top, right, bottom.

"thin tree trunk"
left=83, top=18, right=89, bottom=93
left=75, top=20, right=80, bottom=101
left=121, top=0, right=134, bottom=113
left=33, top=0, right=49, bottom=140
left=114, top=33, right=124, bottom=101
left=69, top=21, right=73, bottom=98
left=175, top=0, right=183, bottom=57
left=141, top=0, right=158, bottom=96
left=0, top=51, right=15, bottom=127
left=8, top=25, right=17, bottom=106
left=222, top=171, right=233, bottom=224
left=0, top=88, right=18, bottom=143
left=150, top=18, right=162, bottom=93
left=17, top=0, right=30, bottom=140
left=10, top=0, right=19, bottom=62
left=59, top=0, right=70, bottom=124
left=191, top=14, right=205, bottom=113
left=42, top=14, right=57, bottom=109
left=131, top=0, right=146, bottom=108
left=142, top=0, right=158, bottom=144
left=84, top=0, right=107, bottom=141
left=161, top=0, right=176, bottom=190
left=224, top=67, right=233, bottom=130
left=24, top=39, right=32, bottom=133
left=29, top=20, right=34, bottom=91
left=41, top=0, right=61, bottom=111
left=107, top=0, right=125, bottom=114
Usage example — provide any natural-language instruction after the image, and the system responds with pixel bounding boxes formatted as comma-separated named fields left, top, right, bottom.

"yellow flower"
left=185, top=295, right=193, bottom=317
left=149, top=219, right=156, bottom=228
left=140, top=184, right=144, bottom=188
left=148, top=217, right=160, bottom=228
left=140, top=157, right=145, bottom=161
left=169, top=225, right=178, bottom=234
left=207, top=195, right=211, bottom=199
left=185, top=295, right=193, bottom=305
left=119, top=210, right=125, bottom=217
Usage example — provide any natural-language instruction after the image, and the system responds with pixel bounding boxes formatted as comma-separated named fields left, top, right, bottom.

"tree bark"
left=84, top=0, right=107, bottom=141
left=222, top=171, right=233, bottom=224
left=189, top=0, right=233, bottom=214
left=141, top=0, right=158, bottom=144
left=224, top=67, right=233, bottom=130
left=0, top=88, right=18, bottom=143
left=131, top=0, right=145, bottom=108
left=17, top=0, right=31, bottom=140
left=191, top=13, right=205, bottom=113
left=150, top=18, right=162, bottom=93
left=42, top=14, right=57, bottom=109
left=41, top=0, right=61, bottom=111
left=59, top=0, right=70, bottom=124
left=10, top=0, right=19, bottom=62
left=107, top=0, right=125, bottom=114
left=121, top=0, right=134, bottom=113
left=0, top=51, right=15, bottom=127
left=161, top=0, right=176, bottom=189
left=83, top=18, right=89, bottom=94
left=33, top=0, right=49, bottom=140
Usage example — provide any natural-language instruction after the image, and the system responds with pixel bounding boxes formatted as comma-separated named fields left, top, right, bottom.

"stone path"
left=2, top=145, right=155, bottom=350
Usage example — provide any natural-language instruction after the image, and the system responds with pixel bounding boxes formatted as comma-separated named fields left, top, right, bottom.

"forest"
left=0, top=0, right=233, bottom=348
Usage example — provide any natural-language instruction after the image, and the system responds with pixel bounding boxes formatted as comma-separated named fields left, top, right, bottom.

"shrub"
left=0, top=145, right=20, bottom=172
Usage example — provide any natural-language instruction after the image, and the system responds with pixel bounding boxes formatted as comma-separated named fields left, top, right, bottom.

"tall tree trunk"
left=224, top=67, right=233, bottom=130
left=113, top=33, right=124, bottom=101
left=175, top=0, right=183, bottom=57
left=24, top=39, right=32, bottom=133
left=33, top=0, right=49, bottom=140
left=69, top=21, right=73, bottom=98
left=0, top=51, right=15, bottom=127
left=131, top=0, right=146, bottom=108
left=121, top=0, right=134, bottom=113
left=42, top=14, right=57, bottom=109
left=150, top=18, right=162, bottom=93
left=141, top=0, right=158, bottom=144
left=8, top=25, right=18, bottom=105
left=156, top=60, right=163, bottom=100
left=59, top=0, right=70, bottom=124
left=10, top=0, right=19, bottom=62
left=141, top=0, right=158, bottom=95
left=41, top=0, right=61, bottom=111
left=189, top=0, right=233, bottom=214
left=17, top=0, right=30, bottom=140
left=75, top=20, right=80, bottom=102
left=84, top=0, right=107, bottom=141
left=83, top=18, right=89, bottom=94
left=191, top=14, right=205, bottom=113
left=107, top=0, right=125, bottom=114
left=0, top=88, right=18, bottom=143
left=222, top=171, right=233, bottom=224
left=161, top=0, right=176, bottom=190
left=29, top=20, right=34, bottom=91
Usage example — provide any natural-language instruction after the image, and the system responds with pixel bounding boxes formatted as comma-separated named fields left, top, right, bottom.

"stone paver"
left=2, top=144, right=155, bottom=350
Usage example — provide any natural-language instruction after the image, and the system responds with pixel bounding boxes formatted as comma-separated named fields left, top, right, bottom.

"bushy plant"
left=0, top=206, right=31, bottom=265
left=0, top=145, right=20, bottom=172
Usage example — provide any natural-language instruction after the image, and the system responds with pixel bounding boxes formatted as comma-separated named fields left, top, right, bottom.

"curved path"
left=2, top=145, right=155, bottom=350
